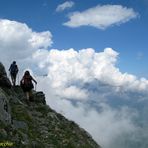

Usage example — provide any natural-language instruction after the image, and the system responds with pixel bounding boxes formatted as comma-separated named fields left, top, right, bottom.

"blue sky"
left=1, top=1, right=148, bottom=147
left=0, top=0, right=148, bottom=77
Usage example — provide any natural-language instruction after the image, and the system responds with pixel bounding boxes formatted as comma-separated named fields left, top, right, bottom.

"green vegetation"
left=0, top=86, right=100, bottom=148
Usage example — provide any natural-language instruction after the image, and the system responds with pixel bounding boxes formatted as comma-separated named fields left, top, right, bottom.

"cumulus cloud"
left=64, top=5, right=138, bottom=29
left=56, top=1, right=74, bottom=12
left=34, top=48, right=148, bottom=148
left=0, top=19, right=52, bottom=73
left=1, top=19, right=148, bottom=148
left=33, top=47, right=148, bottom=96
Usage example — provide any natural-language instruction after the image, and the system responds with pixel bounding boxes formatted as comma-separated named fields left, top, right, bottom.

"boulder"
left=0, top=88, right=12, bottom=125
left=33, top=91, right=46, bottom=104
left=0, top=62, right=11, bottom=88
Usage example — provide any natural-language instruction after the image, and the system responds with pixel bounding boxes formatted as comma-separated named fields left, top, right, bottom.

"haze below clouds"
left=1, top=19, right=148, bottom=148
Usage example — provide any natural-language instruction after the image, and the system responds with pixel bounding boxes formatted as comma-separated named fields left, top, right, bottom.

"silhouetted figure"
left=9, top=61, right=19, bottom=86
left=20, top=70, right=37, bottom=102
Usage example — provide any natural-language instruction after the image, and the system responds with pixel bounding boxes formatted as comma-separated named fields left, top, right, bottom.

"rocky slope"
left=0, top=62, right=101, bottom=148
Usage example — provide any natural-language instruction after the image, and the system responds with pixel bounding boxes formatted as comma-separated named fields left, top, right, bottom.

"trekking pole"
left=35, top=83, right=37, bottom=91
left=17, top=73, right=19, bottom=86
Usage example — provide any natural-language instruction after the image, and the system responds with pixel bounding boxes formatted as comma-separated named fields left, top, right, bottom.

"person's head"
left=24, top=70, right=30, bottom=76
left=13, top=61, right=16, bottom=64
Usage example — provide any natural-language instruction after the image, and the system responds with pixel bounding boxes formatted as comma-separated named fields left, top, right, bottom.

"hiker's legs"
left=13, top=74, right=17, bottom=86
left=11, top=75, right=15, bottom=86
left=29, top=90, right=33, bottom=101
left=25, top=92, right=30, bottom=105
left=26, top=92, right=29, bottom=100
left=11, top=74, right=16, bottom=86
left=25, top=90, right=33, bottom=102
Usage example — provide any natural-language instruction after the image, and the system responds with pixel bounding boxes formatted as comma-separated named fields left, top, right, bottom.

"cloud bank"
left=1, top=19, right=148, bottom=148
left=64, top=5, right=138, bottom=29
left=56, top=1, right=74, bottom=12
left=0, top=19, right=52, bottom=72
left=35, top=48, right=148, bottom=148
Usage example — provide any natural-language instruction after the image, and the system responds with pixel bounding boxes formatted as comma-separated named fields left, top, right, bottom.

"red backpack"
left=21, top=75, right=34, bottom=90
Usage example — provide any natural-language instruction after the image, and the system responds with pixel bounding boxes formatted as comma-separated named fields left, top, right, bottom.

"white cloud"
left=64, top=5, right=138, bottom=29
left=34, top=47, right=148, bottom=148
left=0, top=19, right=52, bottom=73
left=1, top=19, right=148, bottom=148
left=33, top=47, right=148, bottom=94
left=68, top=104, right=137, bottom=148
left=56, top=1, right=74, bottom=12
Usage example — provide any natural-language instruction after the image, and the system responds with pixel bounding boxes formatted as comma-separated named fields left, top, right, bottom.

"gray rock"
left=0, top=62, right=11, bottom=88
left=0, top=62, right=7, bottom=76
left=13, top=120, right=28, bottom=131
left=0, top=129, right=7, bottom=139
left=33, top=91, right=46, bottom=104
left=31, top=111, right=43, bottom=117
left=20, top=132, right=29, bottom=146
left=31, top=141, right=43, bottom=148
left=0, top=88, right=12, bottom=125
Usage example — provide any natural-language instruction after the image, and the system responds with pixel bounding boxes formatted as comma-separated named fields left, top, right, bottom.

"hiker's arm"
left=8, top=65, right=11, bottom=71
left=32, top=77, right=37, bottom=84
left=20, top=77, right=24, bottom=83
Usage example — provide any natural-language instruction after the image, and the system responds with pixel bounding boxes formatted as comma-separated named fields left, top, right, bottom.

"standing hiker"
left=20, top=70, right=37, bottom=102
left=9, top=61, right=19, bottom=86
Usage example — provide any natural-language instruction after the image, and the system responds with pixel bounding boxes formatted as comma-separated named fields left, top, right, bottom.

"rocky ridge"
left=0, top=62, right=101, bottom=148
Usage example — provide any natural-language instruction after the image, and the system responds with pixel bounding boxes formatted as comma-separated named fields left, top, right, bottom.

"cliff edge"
left=0, top=62, right=101, bottom=148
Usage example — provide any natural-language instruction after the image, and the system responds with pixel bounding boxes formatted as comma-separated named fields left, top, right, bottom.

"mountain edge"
left=0, top=62, right=101, bottom=148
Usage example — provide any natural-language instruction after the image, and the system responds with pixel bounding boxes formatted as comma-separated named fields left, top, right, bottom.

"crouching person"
left=20, top=70, right=37, bottom=103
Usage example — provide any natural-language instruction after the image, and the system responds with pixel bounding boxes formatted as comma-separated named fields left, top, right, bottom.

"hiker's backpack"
left=10, top=64, right=18, bottom=75
left=21, top=75, right=34, bottom=91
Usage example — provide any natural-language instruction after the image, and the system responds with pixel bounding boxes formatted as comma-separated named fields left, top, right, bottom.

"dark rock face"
left=0, top=62, right=7, bottom=76
left=0, top=62, right=11, bottom=88
left=0, top=62, right=101, bottom=148
left=33, top=91, right=46, bottom=104
left=0, top=88, right=12, bottom=125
